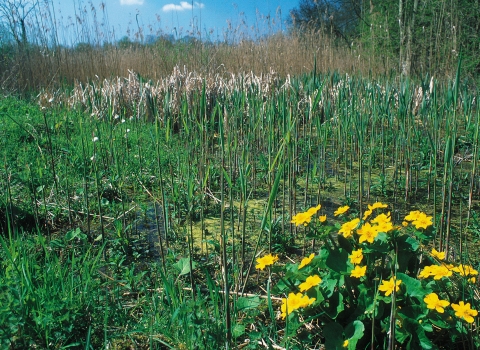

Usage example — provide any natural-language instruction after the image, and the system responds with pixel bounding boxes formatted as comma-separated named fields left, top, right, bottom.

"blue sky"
left=53, top=0, right=299, bottom=44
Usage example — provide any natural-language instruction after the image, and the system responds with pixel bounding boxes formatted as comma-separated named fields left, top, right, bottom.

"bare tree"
left=0, top=0, right=38, bottom=48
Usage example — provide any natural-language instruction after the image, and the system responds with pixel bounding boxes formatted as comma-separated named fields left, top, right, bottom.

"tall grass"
left=2, top=28, right=383, bottom=93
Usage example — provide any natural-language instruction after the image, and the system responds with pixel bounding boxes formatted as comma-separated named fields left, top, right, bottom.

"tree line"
left=289, top=0, right=480, bottom=77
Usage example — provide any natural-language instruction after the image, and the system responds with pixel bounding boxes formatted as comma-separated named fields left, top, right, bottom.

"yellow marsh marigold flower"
left=349, top=249, right=363, bottom=264
left=363, top=202, right=388, bottom=220
left=370, top=202, right=388, bottom=210
left=306, top=204, right=321, bottom=216
left=418, top=265, right=435, bottom=279
left=343, top=340, right=349, bottom=347
left=424, top=293, right=450, bottom=313
left=363, top=209, right=373, bottom=220
left=334, top=205, right=350, bottom=216
left=319, top=215, right=327, bottom=223
left=291, top=205, right=322, bottom=227
left=379, top=277, right=402, bottom=296
left=255, top=254, right=278, bottom=270
left=350, top=265, right=367, bottom=278
left=357, top=222, right=379, bottom=243
left=402, top=221, right=409, bottom=227
left=299, top=275, right=322, bottom=292
left=280, top=292, right=316, bottom=319
left=420, top=265, right=452, bottom=280
left=298, top=253, right=315, bottom=269
left=339, top=218, right=360, bottom=238
left=431, top=248, right=445, bottom=260
left=453, top=264, right=479, bottom=277
left=404, top=210, right=422, bottom=222
left=371, top=212, right=391, bottom=224
left=375, top=220, right=394, bottom=233
left=412, top=212, right=433, bottom=229
left=451, top=301, right=478, bottom=323
left=291, top=211, right=313, bottom=226
left=432, top=265, right=453, bottom=280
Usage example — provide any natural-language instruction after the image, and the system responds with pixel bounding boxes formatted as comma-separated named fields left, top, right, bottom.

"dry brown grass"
left=1, top=28, right=390, bottom=93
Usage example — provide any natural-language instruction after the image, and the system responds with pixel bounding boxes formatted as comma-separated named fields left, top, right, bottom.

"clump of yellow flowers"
left=254, top=202, right=479, bottom=349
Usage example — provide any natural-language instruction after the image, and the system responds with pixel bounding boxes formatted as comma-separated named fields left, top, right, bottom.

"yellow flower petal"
left=298, top=253, right=315, bottom=269
left=334, top=205, right=350, bottom=216
left=255, top=254, right=279, bottom=270
left=431, top=248, right=445, bottom=260
left=350, top=265, right=367, bottom=278
left=378, top=277, right=402, bottom=296
left=349, top=249, right=363, bottom=264
left=339, top=218, right=360, bottom=238
left=451, top=301, right=478, bottom=323
left=299, top=275, right=322, bottom=292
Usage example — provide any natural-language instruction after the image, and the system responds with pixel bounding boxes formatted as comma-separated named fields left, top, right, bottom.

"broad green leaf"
left=421, top=322, right=433, bottom=332
left=65, top=228, right=87, bottom=241
left=337, top=234, right=353, bottom=253
left=397, top=304, right=428, bottom=322
left=404, top=236, right=420, bottom=251
left=173, top=257, right=197, bottom=276
left=402, top=317, right=434, bottom=349
left=307, top=286, right=325, bottom=306
left=374, top=231, right=389, bottom=244
left=365, top=233, right=390, bottom=253
left=323, top=322, right=344, bottom=349
left=236, top=296, right=261, bottom=311
left=396, top=236, right=420, bottom=272
left=357, top=284, right=386, bottom=320
left=414, top=228, right=436, bottom=241
left=325, top=248, right=348, bottom=274
left=429, top=316, right=449, bottom=329
left=455, top=320, right=468, bottom=334
left=232, top=324, right=245, bottom=338
left=322, top=271, right=340, bottom=297
left=417, top=329, right=434, bottom=349
left=325, top=291, right=344, bottom=319
left=345, top=320, right=365, bottom=350
left=396, top=273, right=430, bottom=300
left=394, top=324, right=411, bottom=344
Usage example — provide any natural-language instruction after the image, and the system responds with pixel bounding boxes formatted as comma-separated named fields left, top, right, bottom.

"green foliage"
left=0, top=232, right=103, bottom=348
left=290, top=0, right=479, bottom=76
left=0, top=230, right=243, bottom=349
left=361, top=0, right=479, bottom=76
left=289, top=0, right=361, bottom=43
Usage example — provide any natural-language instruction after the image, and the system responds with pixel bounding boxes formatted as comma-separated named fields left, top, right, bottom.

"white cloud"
left=162, top=1, right=204, bottom=12
left=120, top=0, right=144, bottom=5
